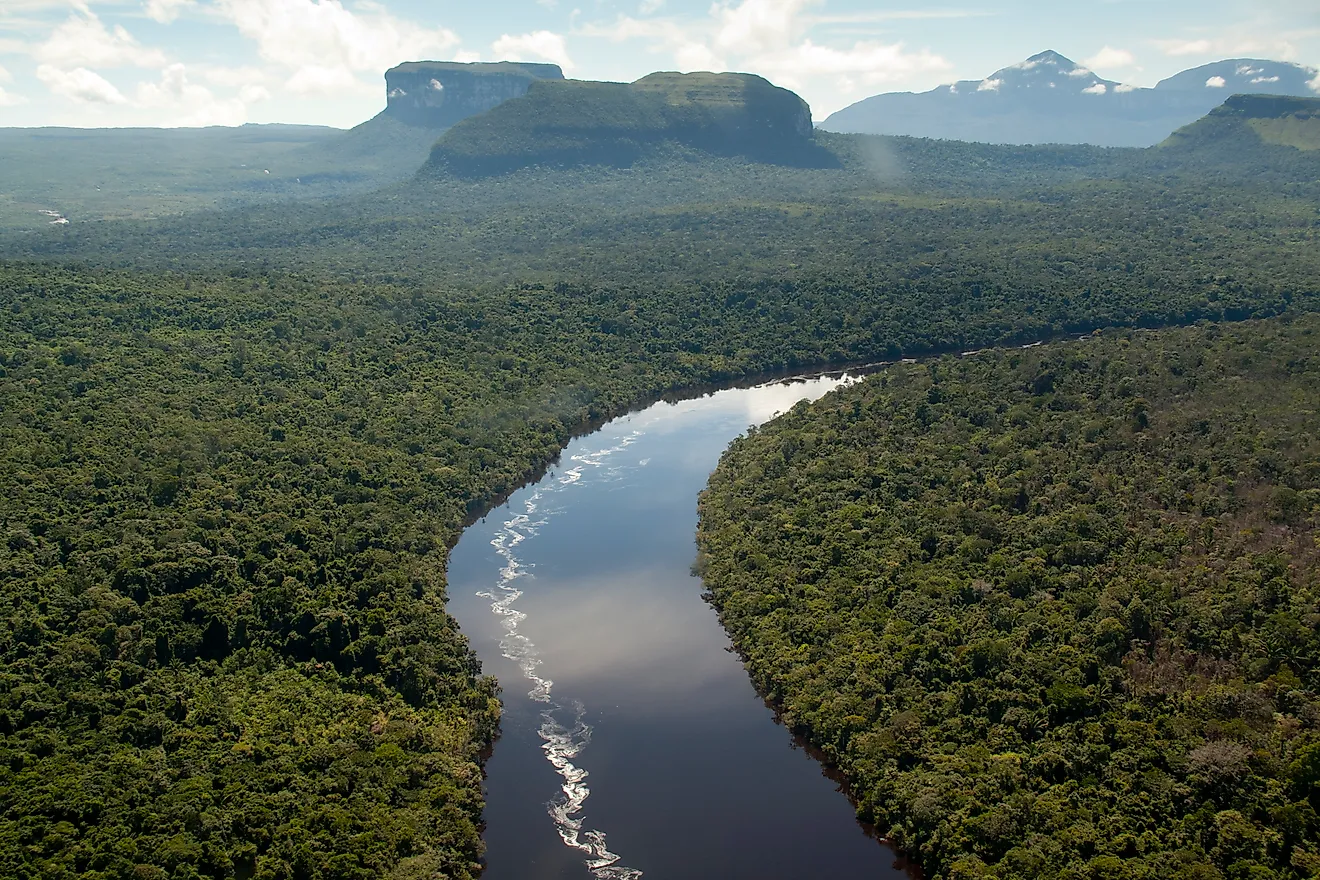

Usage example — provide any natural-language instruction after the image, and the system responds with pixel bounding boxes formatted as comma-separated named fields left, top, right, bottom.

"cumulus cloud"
left=143, top=0, right=194, bottom=24
left=36, top=64, right=129, bottom=103
left=711, top=0, right=814, bottom=55
left=1155, top=36, right=1297, bottom=60
left=0, top=69, right=23, bottom=106
left=1085, top=46, right=1135, bottom=70
left=215, top=0, right=460, bottom=77
left=753, top=39, right=949, bottom=90
left=136, top=62, right=249, bottom=125
left=285, top=63, right=369, bottom=95
left=492, top=30, right=575, bottom=70
left=200, top=64, right=267, bottom=88
left=1114, top=82, right=1139, bottom=93
left=1156, top=38, right=1213, bottom=56
left=1082, top=82, right=1107, bottom=95
left=35, top=10, right=167, bottom=68
left=977, top=77, right=1000, bottom=92
left=1311, top=72, right=1320, bottom=93
left=581, top=0, right=949, bottom=110
left=1205, top=75, right=1226, bottom=88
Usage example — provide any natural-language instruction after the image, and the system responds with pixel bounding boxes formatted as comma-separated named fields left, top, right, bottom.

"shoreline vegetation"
left=697, top=315, right=1320, bottom=880
left=2, top=88, right=1320, bottom=880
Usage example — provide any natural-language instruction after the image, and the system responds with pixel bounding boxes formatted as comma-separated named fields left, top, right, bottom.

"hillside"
left=5, top=65, right=1320, bottom=880
left=697, top=315, right=1320, bottom=880
left=424, top=71, right=831, bottom=176
left=822, top=50, right=1320, bottom=147
left=1163, top=93, right=1320, bottom=152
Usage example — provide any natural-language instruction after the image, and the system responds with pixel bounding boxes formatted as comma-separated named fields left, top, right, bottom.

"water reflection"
left=448, top=373, right=914, bottom=880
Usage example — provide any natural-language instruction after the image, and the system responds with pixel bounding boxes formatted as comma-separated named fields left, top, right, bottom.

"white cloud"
left=752, top=39, right=949, bottom=90
left=1082, top=82, right=1107, bottom=95
left=675, top=41, right=724, bottom=72
left=977, top=77, right=1000, bottom=92
left=1085, top=46, right=1135, bottom=70
left=1155, top=36, right=1298, bottom=60
left=1066, top=66, right=1093, bottom=77
left=215, top=0, right=460, bottom=76
left=1250, top=75, right=1279, bottom=83
left=1114, top=82, right=1139, bottom=93
left=136, top=63, right=249, bottom=125
left=285, top=63, right=370, bottom=95
left=200, top=64, right=267, bottom=88
left=35, top=10, right=168, bottom=68
left=143, top=0, right=193, bottom=24
left=36, top=64, right=129, bottom=103
left=1156, top=39, right=1212, bottom=57
left=1205, top=75, right=1226, bottom=88
left=578, top=0, right=950, bottom=116
left=639, top=0, right=664, bottom=12
left=239, top=83, right=271, bottom=103
left=1310, top=72, right=1320, bottom=94
left=492, top=30, right=575, bottom=71
left=0, top=63, right=10, bottom=84
left=712, top=0, right=816, bottom=55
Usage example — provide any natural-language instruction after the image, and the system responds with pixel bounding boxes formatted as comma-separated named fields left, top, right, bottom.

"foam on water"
left=477, top=430, right=644, bottom=880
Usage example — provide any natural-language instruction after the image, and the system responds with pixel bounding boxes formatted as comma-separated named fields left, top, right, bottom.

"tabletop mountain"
left=307, top=60, right=566, bottom=172
left=1162, top=93, right=1320, bottom=152
left=424, top=71, right=830, bottom=176
left=822, top=50, right=1320, bottom=147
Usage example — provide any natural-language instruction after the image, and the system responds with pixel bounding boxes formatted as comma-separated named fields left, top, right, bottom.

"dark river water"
left=447, top=374, right=914, bottom=880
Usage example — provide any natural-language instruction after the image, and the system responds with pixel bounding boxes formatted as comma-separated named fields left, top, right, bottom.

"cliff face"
left=383, top=61, right=564, bottom=128
left=1162, top=94, right=1320, bottom=152
left=426, top=71, right=830, bottom=176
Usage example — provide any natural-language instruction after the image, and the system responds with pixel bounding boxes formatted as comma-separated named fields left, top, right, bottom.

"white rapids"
left=477, top=431, right=645, bottom=880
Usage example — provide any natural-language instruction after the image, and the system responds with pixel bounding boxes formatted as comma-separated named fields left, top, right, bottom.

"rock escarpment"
left=1163, top=93, right=1320, bottom=151
left=384, top=61, right=565, bottom=128
left=425, top=71, right=830, bottom=176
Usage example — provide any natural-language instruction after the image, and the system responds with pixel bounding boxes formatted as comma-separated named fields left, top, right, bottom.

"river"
left=446, top=372, right=915, bottom=880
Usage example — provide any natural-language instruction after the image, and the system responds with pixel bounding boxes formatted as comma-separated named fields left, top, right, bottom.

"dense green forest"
left=3, top=88, right=1320, bottom=880
left=697, top=315, right=1320, bottom=880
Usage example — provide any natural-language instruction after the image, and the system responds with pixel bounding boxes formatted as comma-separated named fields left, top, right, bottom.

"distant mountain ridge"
left=822, top=50, right=1320, bottom=147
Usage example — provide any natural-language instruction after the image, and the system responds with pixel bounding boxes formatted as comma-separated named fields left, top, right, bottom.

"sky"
left=0, top=0, right=1317, bottom=129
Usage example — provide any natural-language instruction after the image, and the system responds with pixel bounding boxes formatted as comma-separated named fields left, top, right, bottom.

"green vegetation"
left=425, top=72, right=826, bottom=175
left=697, top=315, right=1320, bottom=880
left=0, top=121, right=448, bottom=234
left=1163, top=94, right=1320, bottom=153
left=3, top=90, right=1320, bottom=880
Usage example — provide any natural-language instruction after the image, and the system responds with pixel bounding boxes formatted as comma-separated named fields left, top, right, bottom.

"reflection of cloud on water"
left=629, top=374, right=858, bottom=440
left=477, top=433, right=645, bottom=880
left=462, top=370, right=873, bottom=880
left=515, top=568, right=749, bottom=716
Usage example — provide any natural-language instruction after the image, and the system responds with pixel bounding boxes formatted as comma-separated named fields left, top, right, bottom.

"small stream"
left=447, top=372, right=914, bottom=880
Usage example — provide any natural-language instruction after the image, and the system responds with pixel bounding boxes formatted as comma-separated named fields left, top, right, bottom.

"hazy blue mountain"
left=821, top=50, right=1320, bottom=147
left=1155, top=58, right=1320, bottom=96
